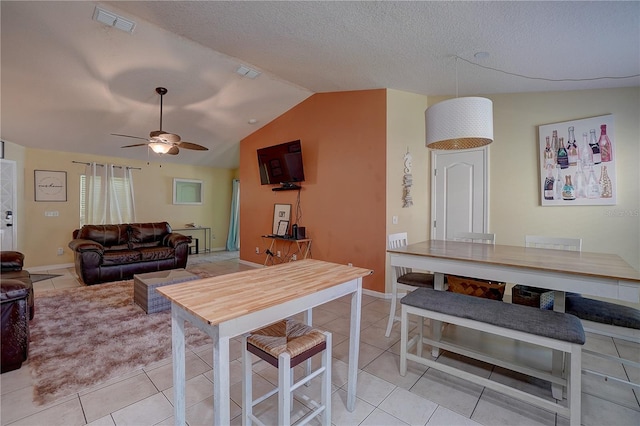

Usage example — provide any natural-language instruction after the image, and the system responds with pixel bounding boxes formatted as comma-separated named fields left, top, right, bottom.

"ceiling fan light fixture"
left=149, top=142, right=171, bottom=154
left=425, top=97, right=493, bottom=150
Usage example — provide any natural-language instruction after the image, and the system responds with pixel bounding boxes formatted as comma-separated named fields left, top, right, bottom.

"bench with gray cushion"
left=400, top=288, right=584, bottom=426
left=565, top=294, right=640, bottom=391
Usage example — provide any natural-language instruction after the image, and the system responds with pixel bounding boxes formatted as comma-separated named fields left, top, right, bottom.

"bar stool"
left=242, top=319, right=331, bottom=426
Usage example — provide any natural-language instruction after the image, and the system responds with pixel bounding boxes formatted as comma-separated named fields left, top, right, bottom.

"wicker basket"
left=512, top=285, right=554, bottom=310
left=446, top=275, right=506, bottom=301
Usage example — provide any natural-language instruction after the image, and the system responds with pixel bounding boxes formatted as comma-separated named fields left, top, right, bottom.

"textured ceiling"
left=2, top=1, right=638, bottom=169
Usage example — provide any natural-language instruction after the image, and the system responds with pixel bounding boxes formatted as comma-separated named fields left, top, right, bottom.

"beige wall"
left=486, top=88, right=639, bottom=271
left=386, top=89, right=430, bottom=292
left=19, top=148, right=236, bottom=269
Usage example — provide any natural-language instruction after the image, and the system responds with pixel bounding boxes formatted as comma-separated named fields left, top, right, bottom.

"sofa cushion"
left=129, top=222, right=171, bottom=249
left=138, top=246, right=174, bottom=262
left=102, top=250, right=141, bottom=266
left=78, top=225, right=129, bottom=248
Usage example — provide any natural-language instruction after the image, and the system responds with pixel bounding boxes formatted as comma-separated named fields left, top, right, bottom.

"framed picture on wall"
left=272, top=203, right=291, bottom=234
left=34, top=170, right=67, bottom=202
left=539, top=114, right=616, bottom=206
left=173, top=178, right=203, bottom=205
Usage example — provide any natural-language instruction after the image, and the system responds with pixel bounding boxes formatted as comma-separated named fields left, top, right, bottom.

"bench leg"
left=400, top=306, right=408, bottom=376
left=431, top=272, right=446, bottom=358
left=569, top=344, right=582, bottom=426
left=552, top=291, right=567, bottom=400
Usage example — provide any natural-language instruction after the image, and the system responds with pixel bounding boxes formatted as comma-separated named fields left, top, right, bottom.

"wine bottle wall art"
left=538, top=114, right=616, bottom=206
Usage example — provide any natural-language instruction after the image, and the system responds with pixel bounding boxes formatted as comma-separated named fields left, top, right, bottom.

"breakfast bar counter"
left=158, top=258, right=373, bottom=425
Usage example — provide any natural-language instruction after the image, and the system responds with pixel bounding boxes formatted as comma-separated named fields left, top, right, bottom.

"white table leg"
left=171, top=306, right=186, bottom=426
left=552, top=290, right=566, bottom=400
left=346, top=281, right=362, bottom=412
left=213, top=330, right=231, bottom=425
left=304, top=308, right=313, bottom=380
left=431, top=272, right=445, bottom=358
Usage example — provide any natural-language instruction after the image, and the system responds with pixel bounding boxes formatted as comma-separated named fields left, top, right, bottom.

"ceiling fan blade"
left=121, top=143, right=149, bottom=148
left=158, top=132, right=181, bottom=143
left=167, top=146, right=180, bottom=155
left=177, top=141, right=209, bottom=151
left=112, top=133, right=149, bottom=141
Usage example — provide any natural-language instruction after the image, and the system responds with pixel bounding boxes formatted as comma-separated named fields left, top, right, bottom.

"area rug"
left=28, top=276, right=212, bottom=405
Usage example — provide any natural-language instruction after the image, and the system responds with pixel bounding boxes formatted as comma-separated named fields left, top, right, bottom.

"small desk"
left=158, top=259, right=373, bottom=425
left=261, top=235, right=312, bottom=265
left=173, top=227, right=211, bottom=254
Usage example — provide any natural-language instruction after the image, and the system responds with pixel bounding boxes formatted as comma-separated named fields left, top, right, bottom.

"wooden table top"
left=157, top=259, right=373, bottom=325
left=388, top=240, right=640, bottom=283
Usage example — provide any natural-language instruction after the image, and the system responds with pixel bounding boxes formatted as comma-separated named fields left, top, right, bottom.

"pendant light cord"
left=455, top=56, right=459, bottom=98
left=455, top=55, right=640, bottom=82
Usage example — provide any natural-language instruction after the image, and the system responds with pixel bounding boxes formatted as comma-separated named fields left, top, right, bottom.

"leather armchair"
left=1, top=251, right=33, bottom=373
left=0, top=251, right=33, bottom=319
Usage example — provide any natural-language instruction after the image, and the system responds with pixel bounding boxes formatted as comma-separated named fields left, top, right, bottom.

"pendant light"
left=425, top=57, right=494, bottom=150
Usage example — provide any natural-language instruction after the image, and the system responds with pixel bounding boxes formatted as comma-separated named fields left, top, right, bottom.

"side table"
left=261, top=235, right=312, bottom=265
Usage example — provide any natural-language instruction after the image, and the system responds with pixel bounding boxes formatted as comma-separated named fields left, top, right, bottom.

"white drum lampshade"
left=425, top=97, right=493, bottom=150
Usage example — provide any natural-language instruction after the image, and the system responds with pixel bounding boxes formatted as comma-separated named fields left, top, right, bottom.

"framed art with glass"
left=276, top=220, right=289, bottom=237
left=272, top=203, right=291, bottom=234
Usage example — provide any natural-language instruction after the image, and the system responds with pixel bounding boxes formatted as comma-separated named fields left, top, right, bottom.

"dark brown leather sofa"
left=68, top=222, right=191, bottom=285
left=1, top=251, right=33, bottom=373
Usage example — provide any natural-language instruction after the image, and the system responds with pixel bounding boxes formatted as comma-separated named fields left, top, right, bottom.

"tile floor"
left=1, top=256, right=638, bottom=426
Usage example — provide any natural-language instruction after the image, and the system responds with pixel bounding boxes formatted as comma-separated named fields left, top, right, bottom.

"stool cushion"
left=247, top=319, right=326, bottom=359
left=397, top=272, right=434, bottom=288
left=566, top=295, right=640, bottom=330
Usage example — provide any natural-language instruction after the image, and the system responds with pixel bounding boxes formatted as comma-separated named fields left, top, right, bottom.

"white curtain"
left=82, top=163, right=136, bottom=225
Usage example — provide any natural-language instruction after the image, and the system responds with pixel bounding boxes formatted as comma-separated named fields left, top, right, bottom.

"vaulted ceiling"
left=2, top=1, right=638, bottom=168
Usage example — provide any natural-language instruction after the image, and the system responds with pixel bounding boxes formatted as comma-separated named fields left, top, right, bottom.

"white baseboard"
left=26, top=262, right=75, bottom=273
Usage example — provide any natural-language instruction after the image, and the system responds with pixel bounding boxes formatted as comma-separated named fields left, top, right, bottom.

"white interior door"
left=0, top=159, right=17, bottom=251
left=431, top=148, right=488, bottom=240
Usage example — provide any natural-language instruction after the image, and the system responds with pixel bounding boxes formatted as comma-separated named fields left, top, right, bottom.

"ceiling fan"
left=112, top=87, right=209, bottom=155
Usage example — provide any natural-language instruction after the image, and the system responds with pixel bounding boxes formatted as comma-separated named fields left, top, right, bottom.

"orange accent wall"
left=239, top=90, right=386, bottom=292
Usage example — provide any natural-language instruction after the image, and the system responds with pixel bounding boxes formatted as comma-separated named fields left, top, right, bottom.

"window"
left=79, top=165, right=136, bottom=226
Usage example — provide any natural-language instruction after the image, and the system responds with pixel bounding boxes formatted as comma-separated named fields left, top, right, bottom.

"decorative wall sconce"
left=402, top=150, right=413, bottom=208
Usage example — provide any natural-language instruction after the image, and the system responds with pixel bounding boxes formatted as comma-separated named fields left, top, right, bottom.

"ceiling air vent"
left=92, top=6, right=136, bottom=34
left=236, top=65, right=261, bottom=79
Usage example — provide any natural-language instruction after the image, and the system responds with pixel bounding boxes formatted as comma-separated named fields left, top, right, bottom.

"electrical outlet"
left=255, top=247, right=260, bottom=254
left=392, top=215, right=398, bottom=224
left=57, top=247, right=64, bottom=255
left=212, top=233, right=216, bottom=240
left=277, top=250, right=281, bottom=257
left=348, top=262, right=353, bottom=267
left=292, top=254, right=297, bottom=261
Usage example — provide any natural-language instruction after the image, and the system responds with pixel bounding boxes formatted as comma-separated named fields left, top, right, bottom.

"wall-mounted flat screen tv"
left=257, top=140, right=305, bottom=185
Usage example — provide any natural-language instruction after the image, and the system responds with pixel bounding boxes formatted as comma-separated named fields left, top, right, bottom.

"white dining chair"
left=525, top=235, right=582, bottom=251
left=385, top=232, right=434, bottom=337
left=516, top=235, right=582, bottom=309
left=524, top=235, right=640, bottom=391
left=526, top=235, right=639, bottom=391
left=449, top=232, right=503, bottom=298
left=452, top=232, right=495, bottom=244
